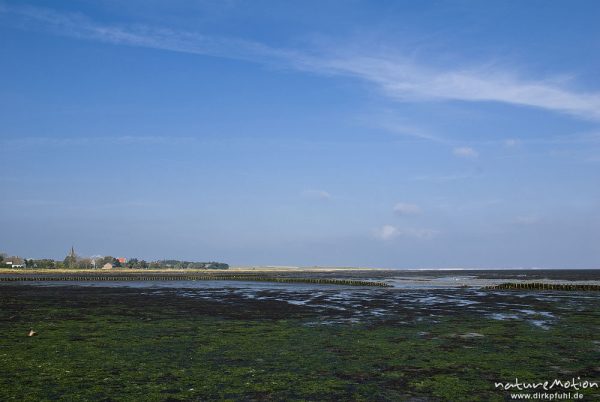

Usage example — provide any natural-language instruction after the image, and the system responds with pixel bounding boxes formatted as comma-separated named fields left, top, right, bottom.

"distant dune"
left=229, top=266, right=385, bottom=272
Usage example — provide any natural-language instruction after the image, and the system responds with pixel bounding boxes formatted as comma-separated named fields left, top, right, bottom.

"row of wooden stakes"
left=0, top=275, right=392, bottom=287
left=484, top=282, right=600, bottom=291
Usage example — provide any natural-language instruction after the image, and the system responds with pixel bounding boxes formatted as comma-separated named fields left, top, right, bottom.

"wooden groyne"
left=484, top=282, right=600, bottom=292
left=0, top=274, right=392, bottom=287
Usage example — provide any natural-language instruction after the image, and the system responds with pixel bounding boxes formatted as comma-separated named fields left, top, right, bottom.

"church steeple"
left=65, top=245, right=77, bottom=268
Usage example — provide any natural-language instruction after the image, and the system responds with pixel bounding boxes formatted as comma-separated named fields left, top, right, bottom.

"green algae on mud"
left=1, top=285, right=599, bottom=401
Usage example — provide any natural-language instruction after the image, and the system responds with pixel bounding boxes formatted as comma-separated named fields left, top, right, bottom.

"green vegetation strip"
left=0, top=275, right=391, bottom=287
left=485, top=282, right=600, bottom=291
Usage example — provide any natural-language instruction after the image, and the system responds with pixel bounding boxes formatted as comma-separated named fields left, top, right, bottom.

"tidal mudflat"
left=1, top=270, right=599, bottom=401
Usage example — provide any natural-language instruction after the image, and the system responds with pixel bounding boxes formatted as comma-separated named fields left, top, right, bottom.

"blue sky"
left=1, top=0, right=599, bottom=268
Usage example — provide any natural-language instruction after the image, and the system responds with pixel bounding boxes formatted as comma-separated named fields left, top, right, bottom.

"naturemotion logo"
left=494, top=377, right=598, bottom=392
left=495, top=377, right=598, bottom=400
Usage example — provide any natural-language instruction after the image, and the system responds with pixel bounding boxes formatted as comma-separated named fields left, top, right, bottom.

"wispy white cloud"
left=393, top=202, right=421, bottom=215
left=453, top=146, right=478, bottom=158
left=401, top=227, right=439, bottom=239
left=0, top=5, right=299, bottom=65
left=495, top=131, right=600, bottom=147
left=319, top=54, right=600, bottom=121
left=92, top=200, right=160, bottom=209
left=1, top=136, right=196, bottom=150
left=375, top=225, right=399, bottom=240
left=410, top=172, right=482, bottom=182
left=504, top=139, right=520, bottom=148
left=302, top=189, right=332, bottom=201
left=1, top=198, right=158, bottom=209
left=373, top=119, right=445, bottom=142
left=2, top=5, right=600, bottom=121
left=374, top=225, right=438, bottom=241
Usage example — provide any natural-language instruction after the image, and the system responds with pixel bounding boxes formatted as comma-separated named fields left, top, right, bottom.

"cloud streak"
left=318, top=55, right=600, bottom=121
left=375, top=225, right=439, bottom=241
left=453, top=147, right=479, bottom=158
left=3, top=4, right=600, bottom=121
left=410, top=172, right=482, bottom=182
left=393, top=203, right=421, bottom=215
left=302, top=189, right=332, bottom=201
left=1, top=5, right=300, bottom=66
left=0, top=136, right=196, bottom=150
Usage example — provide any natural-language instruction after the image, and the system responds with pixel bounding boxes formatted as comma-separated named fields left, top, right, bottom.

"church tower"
left=65, top=245, right=77, bottom=268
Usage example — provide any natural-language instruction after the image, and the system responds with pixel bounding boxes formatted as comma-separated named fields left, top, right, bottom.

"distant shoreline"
left=1, top=266, right=599, bottom=275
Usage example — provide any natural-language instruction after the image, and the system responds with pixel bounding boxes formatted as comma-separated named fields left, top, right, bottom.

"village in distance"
left=0, top=247, right=229, bottom=270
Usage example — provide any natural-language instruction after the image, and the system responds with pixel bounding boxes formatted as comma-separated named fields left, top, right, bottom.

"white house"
left=5, top=261, right=25, bottom=268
